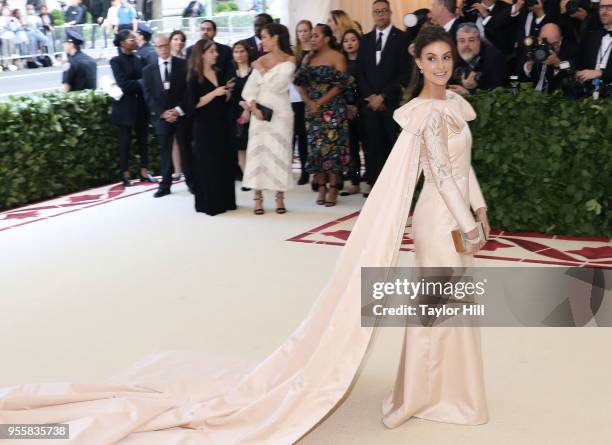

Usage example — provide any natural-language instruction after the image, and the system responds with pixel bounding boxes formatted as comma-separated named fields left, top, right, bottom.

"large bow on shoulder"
left=393, top=90, right=476, bottom=136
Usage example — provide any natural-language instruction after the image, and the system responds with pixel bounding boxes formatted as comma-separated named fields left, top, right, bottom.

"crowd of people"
left=0, top=0, right=153, bottom=71
left=14, top=0, right=612, bottom=216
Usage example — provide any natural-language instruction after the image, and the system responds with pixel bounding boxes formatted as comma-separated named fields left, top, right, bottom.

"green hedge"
left=0, top=91, right=158, bottom=210
left=0, top=88, right=609, bottom=237
left=467, top=85, right=611, bottom=237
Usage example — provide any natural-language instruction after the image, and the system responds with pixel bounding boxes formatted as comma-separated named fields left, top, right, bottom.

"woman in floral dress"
left=295, top=23, right=353, bottom=207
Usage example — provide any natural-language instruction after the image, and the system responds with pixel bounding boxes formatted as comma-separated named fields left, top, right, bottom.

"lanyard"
left=597, top=37, right=612, bottom=70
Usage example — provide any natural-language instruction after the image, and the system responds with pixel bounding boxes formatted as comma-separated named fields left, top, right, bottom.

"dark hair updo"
left=113, top=29, right=133, bottom=48
left=408, top=25, right=457, bottom=99
left=262, top=23, right=293, bottom=56
left=315, top=23, right=341, bottom=51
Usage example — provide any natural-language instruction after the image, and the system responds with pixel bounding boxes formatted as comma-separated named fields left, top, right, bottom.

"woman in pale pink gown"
left=0, top=26, right=489, bottom=443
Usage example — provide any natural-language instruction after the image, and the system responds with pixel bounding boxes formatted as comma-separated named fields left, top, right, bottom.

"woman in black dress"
left=186, top=38, right=237, bottom=216
left=110, top=29, right=156, bottom=187
left=340, top=28, right=363, bottom=196
left=227, top=40, right=254, bottom=191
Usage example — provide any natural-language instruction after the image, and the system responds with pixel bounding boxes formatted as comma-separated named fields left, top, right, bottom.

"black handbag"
left=256, top=103, right=274, bottom=121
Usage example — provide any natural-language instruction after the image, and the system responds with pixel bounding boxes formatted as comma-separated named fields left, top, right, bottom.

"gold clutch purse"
left=451, top=221, right=486, bottom=253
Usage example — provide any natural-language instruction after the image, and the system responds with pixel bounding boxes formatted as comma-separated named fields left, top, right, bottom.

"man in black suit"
left=244, top=13, right=274, bottom=60
left=576, top=0, right=612, bottom=96
left=451, top=22, right=508, bottom=95
left=185, top=19, right=234, bottom=78
left=142, top=34, right=190, bottom=197
left=356, top=0, right=410, bottom=193
left=431, top=0, right=467, bottom=43
left=520, top=23, right=577, bottom=93
left=463, top=0, right=514, bottom=54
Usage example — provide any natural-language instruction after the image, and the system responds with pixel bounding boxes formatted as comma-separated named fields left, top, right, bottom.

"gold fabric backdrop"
left=330, top=0, right=433, bottom=32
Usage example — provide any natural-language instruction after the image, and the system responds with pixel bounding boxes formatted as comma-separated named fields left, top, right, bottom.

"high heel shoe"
left=325, top=184, right=338, bottom=207
left=253, top=192, right=264, bottom=215
left=275, top=192, right=286, bottom=214
left=316, top=184, right=327, bottom=205
left=297, top=171, right=309, bottom=185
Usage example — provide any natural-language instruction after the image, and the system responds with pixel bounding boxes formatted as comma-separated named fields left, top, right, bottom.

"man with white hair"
left=450, top=22, right=507, bottom=96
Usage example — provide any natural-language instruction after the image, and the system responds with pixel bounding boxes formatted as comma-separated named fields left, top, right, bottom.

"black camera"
left=454, top=55, right=483, bottom=84
left=557, top=60, right=588, bottom=97
left=524, top=0, right=539, bottom=7
left=462, top=0, right=481, bottom=21
left=524, top=37, right=551, bottom=63
left=566, top=0, right=590, bottom=14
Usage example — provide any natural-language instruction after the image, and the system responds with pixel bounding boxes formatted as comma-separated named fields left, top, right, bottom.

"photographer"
left=520, top=22, right=577, bottom=93
left=575, top=0, right=612, bottom=96
left=449, top=22, right=508, bottom=96
left=461, top=0, right=514, bottom=54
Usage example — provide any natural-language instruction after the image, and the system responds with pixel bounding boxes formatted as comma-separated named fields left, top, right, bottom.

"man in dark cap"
left=62, top=29, right=97, bottom=92
left=135, top=22, right=157, bottom=66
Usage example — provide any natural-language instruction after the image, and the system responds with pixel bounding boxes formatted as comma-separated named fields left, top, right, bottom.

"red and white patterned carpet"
left=2, top=181, right=610, bottom=269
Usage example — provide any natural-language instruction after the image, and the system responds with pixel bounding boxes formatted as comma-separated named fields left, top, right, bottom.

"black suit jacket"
left=456, top=42, right=508, bottom=90
left=482, top=1, right=514, bottom=54
left=356, top=26, right=410, bottom=109
left=142, top=56, right=188, bottom=133
left=521, top=39, right=577, bottom=92
left=185, top=40, right=235, bottom=78
left=109, top=52, right=148, bottom=127
left=578, top=29, right=612, bottom=84
left=245, top=36, right=261, bottom=60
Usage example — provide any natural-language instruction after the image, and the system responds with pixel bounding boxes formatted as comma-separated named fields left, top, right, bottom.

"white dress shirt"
left=157, top=56, right=184, bottom=116
left=442, top=17, right=458, bottom=33
left=596, top=33, right=612, bottom=70
left=475, top=2, right=495, bottom=36
left=375, top=24, right=393, bottom=65
left=158, top=56, right=172, bottom=82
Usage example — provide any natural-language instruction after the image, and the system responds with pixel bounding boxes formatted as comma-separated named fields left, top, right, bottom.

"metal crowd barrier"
left=0, top=13, right=255, bottom=68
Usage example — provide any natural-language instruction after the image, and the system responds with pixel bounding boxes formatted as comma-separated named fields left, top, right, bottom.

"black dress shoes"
left=122, top=177, right=132, bottom=187
left=153, top=188, right=170, bottom=198
left=297, top=171, right=309, bottom=185
left=140, top=172, right=158, bottom=183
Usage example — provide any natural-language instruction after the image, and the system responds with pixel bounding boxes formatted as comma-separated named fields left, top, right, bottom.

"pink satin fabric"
left=0, top=91, right=488, bottom=444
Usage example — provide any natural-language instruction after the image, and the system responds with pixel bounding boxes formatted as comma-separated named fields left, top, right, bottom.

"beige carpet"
left=1, top=178, right=610, bottom=444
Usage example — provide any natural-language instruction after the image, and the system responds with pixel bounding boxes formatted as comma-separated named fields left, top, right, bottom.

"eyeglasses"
left=600, top=4, right=612, bottom=11
left=373, top=8, right=390, bottom=15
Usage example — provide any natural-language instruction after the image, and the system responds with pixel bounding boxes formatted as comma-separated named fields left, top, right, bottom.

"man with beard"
left=449, top=22, right=507, bottom=96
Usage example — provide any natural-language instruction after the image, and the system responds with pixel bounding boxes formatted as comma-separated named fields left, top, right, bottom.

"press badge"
left=163, top=81, right=171, bottom=90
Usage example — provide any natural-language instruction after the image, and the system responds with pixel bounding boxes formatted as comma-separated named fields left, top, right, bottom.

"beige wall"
left=330, top=0, right=432, bottom=32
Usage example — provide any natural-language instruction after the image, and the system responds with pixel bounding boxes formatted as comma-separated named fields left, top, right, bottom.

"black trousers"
left=360, top=105, right=399, bottom=186
left=154, top=120, right=192, bottom=191
left=155, top=127, right=175, bottom=191
left=292, top=101, right=308, bottom=172
left=117, top=122, right=149, bottom=174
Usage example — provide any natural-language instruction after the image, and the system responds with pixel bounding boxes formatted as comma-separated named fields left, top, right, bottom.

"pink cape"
left=0, top=92, right=474, bottom=444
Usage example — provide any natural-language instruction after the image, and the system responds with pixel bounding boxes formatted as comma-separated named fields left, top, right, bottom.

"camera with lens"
left=554, top=60, right=591, bottom=98
left=453, top=54, right=483, bottom=85
left=565, top=0, right=590, bottom=14
left=462, top=0, right=481, bottom=21
left=524, top=36, right=551, bottom=63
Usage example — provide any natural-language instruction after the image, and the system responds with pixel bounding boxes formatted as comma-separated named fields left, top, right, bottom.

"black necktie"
left=376, top=32, right=383, bottom=51
left=163, top=61, right=169, bottom=82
